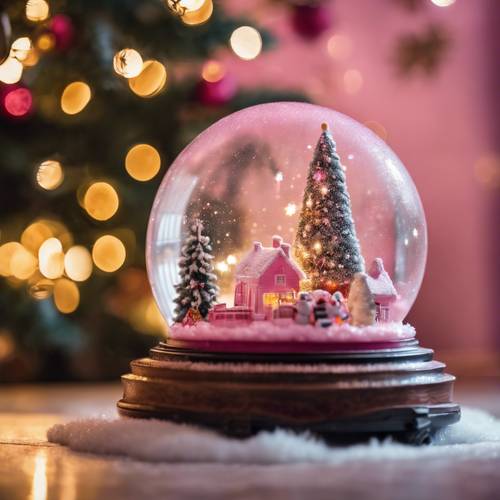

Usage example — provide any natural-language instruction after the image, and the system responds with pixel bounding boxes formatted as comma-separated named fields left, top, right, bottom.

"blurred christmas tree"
left=0, top=0, right=308, bottom=381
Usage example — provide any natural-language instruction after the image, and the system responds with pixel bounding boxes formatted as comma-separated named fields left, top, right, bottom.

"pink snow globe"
left=146, top=102, right=427, bottom=348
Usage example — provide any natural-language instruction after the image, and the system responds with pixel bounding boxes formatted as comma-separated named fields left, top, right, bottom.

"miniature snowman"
left=313, top=298, right=332, bottom=328
left=295, top=292, right=313, bottom=325
left=331, top=291, right=349, bottom=323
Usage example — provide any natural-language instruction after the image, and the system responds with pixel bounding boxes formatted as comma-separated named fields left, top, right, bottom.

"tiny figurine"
left=173, top=219, right=218, bottom=323
left=348, top=272, right=376, bottom=326
left=313, top=298, right=332, bottom=328
left=366, top=258, right=398, bottom=322
left=295, top=292, right=313, bottom=325
left=330, top=291, right=349, bottom=323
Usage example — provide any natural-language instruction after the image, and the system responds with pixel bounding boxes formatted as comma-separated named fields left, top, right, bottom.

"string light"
left=285, top=203, right=297, bottom=216
left=11, top=37, right=32, bottom=62
left=26, top=0, right=50, bottom=22
left=201, top=60, right=225, bottom=83
left=226, top=255, right=237, bottom=265
left=125, top=144, right=161, bottom=181
left=61, top=81, right=91, bottom=115
left=54, top=278, right=80, bottom=313
left=38, top=238, right=64, bottom=279
left=313, top=241, right=322, bottom=253
left=113, top=49, right=143, bottom=78
left=180, top=0, right=213, bottom=25
left=0, top=57, right=23, bottom=84
left=64, top=246, right=92, bottom=282
left=230, top=26, right=262, bottom=60
left=215, top=261, right=229, bottom=273
left=83, top=182, right=119, bottom=221
left=128, top=60, right=167, bottom=98
left=36, top=160, right=64, bottom=190
left=10, top=245, right=37, bottom=280
left=92, top=235, right=126, bottom=272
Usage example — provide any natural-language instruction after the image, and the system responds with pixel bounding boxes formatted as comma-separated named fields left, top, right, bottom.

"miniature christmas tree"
left=295, top=123, right=364, bottom=294
left=348, top=273, right=376, bottom=326
left=173, top=220, right=218, bottom=323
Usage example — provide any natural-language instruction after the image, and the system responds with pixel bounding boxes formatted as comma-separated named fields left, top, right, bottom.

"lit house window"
left=275, top=274, right=286, bottom=285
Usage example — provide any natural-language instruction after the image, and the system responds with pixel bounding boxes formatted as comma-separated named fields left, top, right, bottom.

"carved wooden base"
left=118, top=339, right=460, bottom=445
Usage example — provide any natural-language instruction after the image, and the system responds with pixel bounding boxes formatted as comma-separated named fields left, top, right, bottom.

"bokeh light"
left=3, top=87, right=33, bottom=117
left=38, top=238, right=64, bottom=279
left=83, top=182, right=119, bottom=221
left=11, top=37, right=32, bottom=62
left=26, top=0, right=50, bottom=22
left=36, top=33, right=55, bottom=52
left=474, top=154, right=500, bottom=189
left=10, top=245, right=37, bottom=280
left=36, top=160, right=64, bottom=190
left=29, top=278, right=54, bottom=300
left=180, top=0, right=213, bottom=25
left=0, top=242, right=24, bottom=277
left=64, top=246, right=93, bottom=282
left=201, top=60, right=225, bottom=83
left=113, top=49, right=143, bottom=78
left=92, top=235, right=126, bottom=272
left=226, top=254, right=237, bottom=265
left=343, top=69, right=363, bottom=94
left=54, top=278, right=80, bottom=313
left=230, top=26, right=262, bottom=60
left=128, top=60, right=167, bottom=98
left=61, top=81, right=91, bottom=115
left=0, top=57, right=24, bottom=84
left=125, top=144, right=161, bottom=181
left=327, top=34, right=352, bottom=60
left=22, top=221, right=54, bottom=253
left=430, top=0, right=455, bottom=6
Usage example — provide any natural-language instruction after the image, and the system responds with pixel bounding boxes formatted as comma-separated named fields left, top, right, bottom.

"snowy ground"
left=170, top=321, right=416, bottom=343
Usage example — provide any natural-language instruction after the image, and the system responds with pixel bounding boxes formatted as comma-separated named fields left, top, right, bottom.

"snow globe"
left=118, top=102, right=459, bottom=444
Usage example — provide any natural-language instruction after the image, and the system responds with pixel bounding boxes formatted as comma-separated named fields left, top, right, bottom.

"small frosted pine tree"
left=173, top=220, right=218, bottom=323
left=295, top=122, right=364, bottom=294
left=348, top=273, right=376, bottom=326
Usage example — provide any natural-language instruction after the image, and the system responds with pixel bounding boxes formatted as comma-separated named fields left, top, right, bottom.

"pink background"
left=222, top=0, right=499, bottom=358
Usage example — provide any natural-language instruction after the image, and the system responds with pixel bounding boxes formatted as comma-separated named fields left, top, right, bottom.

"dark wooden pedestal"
left=117, top=338, right=460, bottom=445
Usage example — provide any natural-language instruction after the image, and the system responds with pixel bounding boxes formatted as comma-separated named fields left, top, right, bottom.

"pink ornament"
left=1, top=85, right=33, bottom=118
left=50, top=14, right=75, bottom=51
left=196, top=73, right=237, bottom=106
left=291, top=4, right=332, bottom=40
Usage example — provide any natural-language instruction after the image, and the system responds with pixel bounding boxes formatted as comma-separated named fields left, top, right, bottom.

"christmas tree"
left=0, top=0, right=307, bottom=381
left=174, top=219, right=218, bottom=323
left=294, top=123, right=364, bottom=294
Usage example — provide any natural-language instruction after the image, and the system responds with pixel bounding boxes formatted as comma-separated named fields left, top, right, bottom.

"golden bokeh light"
left=125, top=144, right=161, bottom=181
left=128, top=60, right=167, bottom=98
left=0, top=57, right=23, bottom=84
left=0, top=242, right=24, bottom=277
left=343, top=69, right=363, bottom=94
left=54, top=278, right=80, bottom=314
left=285, top=203, right=297, bottom=216
left=10, top=245, right=37, bottom=280
left=113, top=49, right=143, bottom=78
left=26, top=0, right=50, bottom=22
left=38, top=238, right=65, bottom=279
left=11, top=37, right=32, bottom=62
left=36, top=160, right=64, bottom=190
left=226, top=254, right=237, bottom=265
left=36, top=33, right=55, bottom=52
left=365, top=120, right=388, bottom=142
left=22, top=47, right=39, bottom=67
left=216, top=261, right=229, bottom=273
left=230, top=26, right=262, bottom=61
left=64, top=246, right=92, bottom=282
left=61, top=81, right=91, bottom=115
left=83, top=182, right=119, bottom=221
left=201, top=60, right=225, bottom=83
left=29, top=278, right=54, bottom=300
left=181, top=0, right=213, bottom=25
left=22, top=221, right=54, bottom=253
left=92, top=235, right=126, bottom=272
left=474, top=154, right=500, bottom=189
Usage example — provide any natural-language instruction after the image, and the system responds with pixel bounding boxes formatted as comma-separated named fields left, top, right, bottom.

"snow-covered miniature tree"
left=295, top=123, right=364, bottom=293
left=173, top=220, right=218, bottom=323
left=348, top=272, right=376, bottom=326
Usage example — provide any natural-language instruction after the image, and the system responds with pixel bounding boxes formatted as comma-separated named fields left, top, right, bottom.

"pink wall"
left=223, top=0, right=498, bottom=354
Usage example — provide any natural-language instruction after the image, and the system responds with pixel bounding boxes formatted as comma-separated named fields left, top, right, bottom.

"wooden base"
left=118, top=339, right=460, bottom=445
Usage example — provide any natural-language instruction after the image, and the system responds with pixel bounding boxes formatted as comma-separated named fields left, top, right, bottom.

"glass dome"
left=147, top=102, right=427, bottom=326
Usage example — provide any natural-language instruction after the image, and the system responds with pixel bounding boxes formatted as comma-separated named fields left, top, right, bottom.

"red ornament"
left=291, top=3, right=332, bottom=40
left=182, top=308, right=203, bottom=326
left=196, top=73, right=237, bottom=106
left=1, top=85, right=33, bottom=118
left=49, top=14, right=75, bottom=51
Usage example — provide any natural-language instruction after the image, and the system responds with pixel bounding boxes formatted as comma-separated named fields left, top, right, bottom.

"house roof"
left=236, top=243, right=305, bottom=280
left=366, top=258, right=397, bottom=300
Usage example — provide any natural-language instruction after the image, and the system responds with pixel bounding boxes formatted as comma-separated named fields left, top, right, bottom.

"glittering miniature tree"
left=294, top=123, right=364, bottom=294
left=173, top=220, right=218, bottom=323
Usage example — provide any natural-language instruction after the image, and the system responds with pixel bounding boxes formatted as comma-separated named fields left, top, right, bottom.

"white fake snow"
left=170, top=321, right=415, bottom=343
left=47, top=407, right=500, bottom=464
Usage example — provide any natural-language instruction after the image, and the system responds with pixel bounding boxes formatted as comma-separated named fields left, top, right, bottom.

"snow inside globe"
left=146, top=102, right=427, bottom=345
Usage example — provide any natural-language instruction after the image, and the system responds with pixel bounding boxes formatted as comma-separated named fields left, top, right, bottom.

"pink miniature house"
left=234, top=235, right=305, bottom=317
left=366, top=258, right=398, bottom=322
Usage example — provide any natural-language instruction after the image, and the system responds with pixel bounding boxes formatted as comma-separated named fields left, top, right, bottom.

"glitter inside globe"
left=147, top=102, right=427, bottom=327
